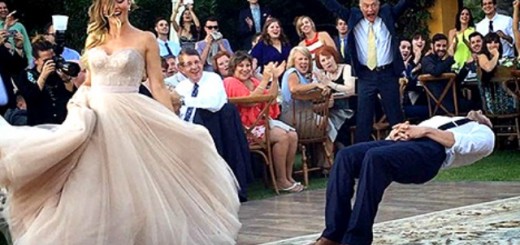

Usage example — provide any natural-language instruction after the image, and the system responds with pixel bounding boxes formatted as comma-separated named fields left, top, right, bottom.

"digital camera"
left=50, top=56, right=80, bottom=77
left=210, top=31, right=223, bottom=41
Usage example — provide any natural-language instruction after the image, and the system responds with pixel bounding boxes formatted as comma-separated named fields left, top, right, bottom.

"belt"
left=362, top=64, right=392, bottom=72
left=437, top=118, right=473, bottom=130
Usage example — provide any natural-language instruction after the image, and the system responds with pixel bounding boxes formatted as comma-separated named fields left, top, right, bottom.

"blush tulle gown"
left=0, top=48, right=241, bottom=244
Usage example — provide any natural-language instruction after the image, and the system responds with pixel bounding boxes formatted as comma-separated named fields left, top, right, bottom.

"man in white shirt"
left=313, top=110, right=495, bottom=245
left=155, top=18, right=181, bottom=57
left=175, top=48, right=227, bottom=123
left=476, top=0, right=514, bottom=57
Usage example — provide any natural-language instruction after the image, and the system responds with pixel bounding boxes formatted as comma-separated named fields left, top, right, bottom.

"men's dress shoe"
left=308, top=237, right=340, bottom=245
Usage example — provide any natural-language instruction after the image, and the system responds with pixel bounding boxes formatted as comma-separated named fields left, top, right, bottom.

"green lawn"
left=247, top=150, right=520, bottom=201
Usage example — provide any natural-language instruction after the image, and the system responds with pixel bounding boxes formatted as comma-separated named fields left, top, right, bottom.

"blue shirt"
left=353, top=17, right=393, bottom=67
left=157, top=38, right=181, bottom=57
left=61, top=47, right=81, bottom=61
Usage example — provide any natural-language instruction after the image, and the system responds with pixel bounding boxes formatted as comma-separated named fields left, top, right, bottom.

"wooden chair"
left=477, top=67, right=520, bottom=148
left=228, top=94, right=280, bottom=194
left=289, top=90, right=333, bottom=186
left=418, top=73, right=460, bottom=117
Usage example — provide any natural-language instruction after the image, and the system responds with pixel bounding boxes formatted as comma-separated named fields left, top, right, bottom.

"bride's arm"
left=144, top=32, right=174, bottom=111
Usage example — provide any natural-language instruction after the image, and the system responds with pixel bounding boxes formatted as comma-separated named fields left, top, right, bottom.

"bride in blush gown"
left=0, top=0, right=241, bottom=244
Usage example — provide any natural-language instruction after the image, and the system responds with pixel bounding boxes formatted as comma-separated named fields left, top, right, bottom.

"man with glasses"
left=44, top=22, right=80, bottom=61
left=174, top=48, right=227, bottom=123
left=195, top=17, right=233, bottom=71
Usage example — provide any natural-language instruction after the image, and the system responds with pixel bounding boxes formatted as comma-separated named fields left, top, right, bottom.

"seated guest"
left=212, top=51, right=231, bottom=78
left=176, top=48, right=253, bottom=201
left=224, top=51, right=303, bottom=192
left=312, top=110, right=494, bottom=245
left=281, top=46, right=335, bottom=160
left=477, top=32, right=516, bottom=114
left=400, top=38, right=428, bottom=121
left=421, top=33, right=473, bottom=115
left=175, top=48, right=227, bottom=122
left=164, top=55, right=178, bottom=78
left=3, top=93, right=27, bottom=126
left=314, top=45, right=356, bottom=149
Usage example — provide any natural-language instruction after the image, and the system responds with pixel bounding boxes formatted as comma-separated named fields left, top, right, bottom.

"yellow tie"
left=367, top=23, right=377, bottom=70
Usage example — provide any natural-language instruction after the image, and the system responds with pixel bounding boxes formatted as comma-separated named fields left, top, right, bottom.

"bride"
left=0, top=0, right=241, bottom=244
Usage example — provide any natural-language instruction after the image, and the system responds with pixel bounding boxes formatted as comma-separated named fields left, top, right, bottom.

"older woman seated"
left=280, top=46, right=336, bottom=162
left=223, top=51, right=303, bottom=193
left=314, top=45, right=356, bottom=148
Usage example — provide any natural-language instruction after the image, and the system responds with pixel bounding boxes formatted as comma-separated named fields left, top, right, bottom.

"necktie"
left=489, top=21, right=494, bottom=33
left=340, top=38, right=346, bottom=59
left=164, top=42, right=174, bottom=57
left=367, top=23, right=377, bottom=70
left=183, top=83, right=199, bottom=121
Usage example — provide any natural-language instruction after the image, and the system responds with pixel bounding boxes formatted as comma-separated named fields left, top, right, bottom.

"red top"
left=223, top=77, right=280, bottom=127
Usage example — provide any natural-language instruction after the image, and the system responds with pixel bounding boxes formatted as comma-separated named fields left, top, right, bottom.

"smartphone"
left=7, top=30, right=17, bottom=37
left=184, top=0, right=194, bottom=5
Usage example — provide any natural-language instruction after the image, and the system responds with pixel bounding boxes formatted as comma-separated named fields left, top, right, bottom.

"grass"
left=247, top=150, right=520, bottom=201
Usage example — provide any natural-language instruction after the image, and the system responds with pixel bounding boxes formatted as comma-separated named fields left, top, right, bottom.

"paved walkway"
left=237, top=181, right=520, bottom=245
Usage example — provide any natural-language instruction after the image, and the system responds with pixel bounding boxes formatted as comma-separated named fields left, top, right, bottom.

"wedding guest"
left=224, top=52, right=302, bottom=193
left=251, top=18, right=291, bottom=72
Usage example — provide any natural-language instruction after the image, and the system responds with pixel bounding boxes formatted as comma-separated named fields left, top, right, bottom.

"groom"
left=314, top=110, right=495, bottom=245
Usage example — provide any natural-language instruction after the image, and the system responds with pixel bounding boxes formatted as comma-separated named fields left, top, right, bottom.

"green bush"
left=9, top=0, right=437, bottom=52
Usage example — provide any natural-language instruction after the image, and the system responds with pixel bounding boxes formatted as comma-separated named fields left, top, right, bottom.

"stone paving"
left=237, top=181, right=520, bottom=245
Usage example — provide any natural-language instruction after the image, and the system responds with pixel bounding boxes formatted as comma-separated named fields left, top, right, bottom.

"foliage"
left=8, top=0, right=438, bottom=52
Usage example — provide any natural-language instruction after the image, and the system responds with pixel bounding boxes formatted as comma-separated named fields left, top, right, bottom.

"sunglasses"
left=206, top=25, right=219, bottom=30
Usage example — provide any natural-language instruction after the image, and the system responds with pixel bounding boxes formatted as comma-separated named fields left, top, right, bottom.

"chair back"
left=228, top=94, right=276, bottom=148
left=290, top=90, right=331, bottom=143
left=418, top=73, right=459, bottom=116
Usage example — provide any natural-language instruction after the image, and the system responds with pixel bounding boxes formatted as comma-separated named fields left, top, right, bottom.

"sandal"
left=280, top=182, right=304, bottom=193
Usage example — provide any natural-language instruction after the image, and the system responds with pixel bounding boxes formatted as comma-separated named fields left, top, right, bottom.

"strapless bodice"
left=88, top=48, right=145, bottom=93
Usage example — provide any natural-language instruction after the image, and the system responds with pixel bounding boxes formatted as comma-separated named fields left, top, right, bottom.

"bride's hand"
left=169, top=90, right=182, bottom=115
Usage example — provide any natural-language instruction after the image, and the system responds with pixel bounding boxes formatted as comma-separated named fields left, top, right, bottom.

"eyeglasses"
left=205, top=25, right=219, bottom=30
left=180, top=60, right=201, bottom=68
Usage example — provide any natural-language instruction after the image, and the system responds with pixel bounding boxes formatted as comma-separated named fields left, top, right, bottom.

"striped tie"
left=183, top=83, right=199, bottom=121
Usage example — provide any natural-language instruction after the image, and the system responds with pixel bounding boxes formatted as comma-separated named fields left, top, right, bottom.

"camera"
left=210, top=31, right=223, bottom=41
left=7, top=30, right=17, bottom=37
left=50, top=56, right=80, bottom=77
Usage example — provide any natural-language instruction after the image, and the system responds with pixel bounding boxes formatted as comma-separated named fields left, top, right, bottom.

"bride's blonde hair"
left=81, top=0, right=133, bottom=66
